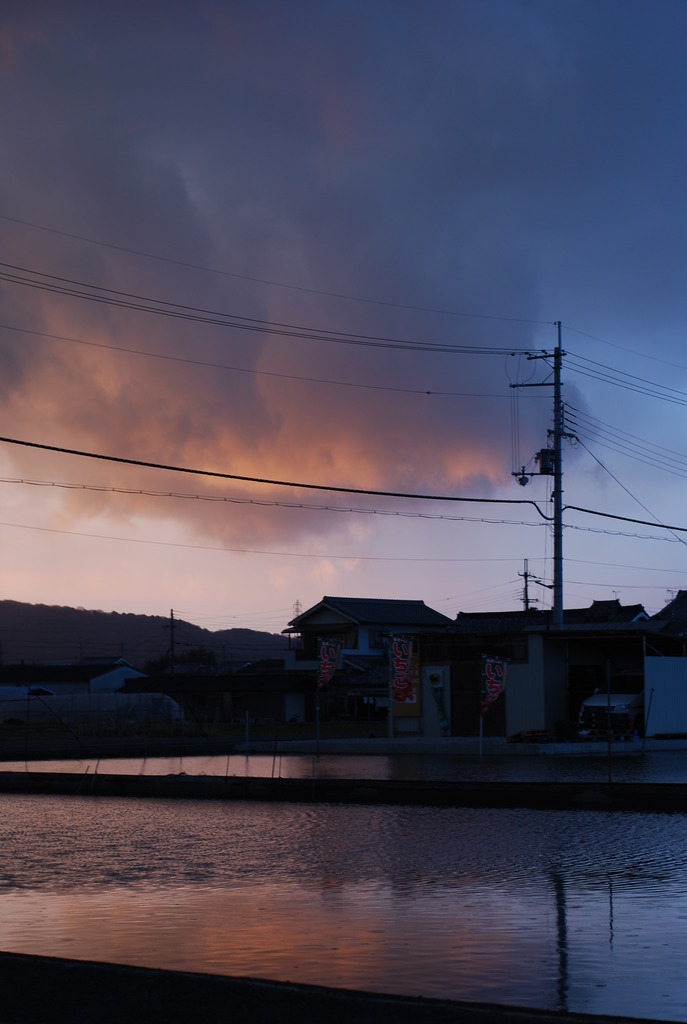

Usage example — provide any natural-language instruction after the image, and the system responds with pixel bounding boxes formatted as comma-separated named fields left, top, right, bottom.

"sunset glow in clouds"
left=1, top=1, right=686, bottom=634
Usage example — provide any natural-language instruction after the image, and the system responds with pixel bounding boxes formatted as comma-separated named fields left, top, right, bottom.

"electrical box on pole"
left=536, top=449, right=555, bottom=475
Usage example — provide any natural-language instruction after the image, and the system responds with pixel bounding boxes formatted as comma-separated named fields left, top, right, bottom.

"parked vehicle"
left=578, top=690, right=644, bottom=739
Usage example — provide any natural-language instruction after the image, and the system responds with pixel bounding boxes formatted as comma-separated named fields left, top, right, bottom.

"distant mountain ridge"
left=0, top=601, right=288, bottom=669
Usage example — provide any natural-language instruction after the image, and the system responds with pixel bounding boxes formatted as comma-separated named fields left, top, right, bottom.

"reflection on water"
left=0, top=795, right=686, bottom=1021
left=3, top=748, right=687, bottom=782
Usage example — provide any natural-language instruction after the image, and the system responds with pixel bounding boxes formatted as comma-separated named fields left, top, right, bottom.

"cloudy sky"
left=0, top=0, right=685, bottom=635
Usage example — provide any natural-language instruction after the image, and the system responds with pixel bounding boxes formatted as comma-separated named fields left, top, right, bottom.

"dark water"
left=0, top=791, right=686, bottom=1021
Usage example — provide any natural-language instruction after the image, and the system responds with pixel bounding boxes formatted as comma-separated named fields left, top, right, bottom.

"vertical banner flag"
left=481, top=655, right=507, bottom=717
left=390, top=635, right=415, bottom=702
left=317, top=637, right=341, bottom=690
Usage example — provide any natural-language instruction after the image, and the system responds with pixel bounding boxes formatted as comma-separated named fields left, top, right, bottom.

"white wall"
left=505, top=636, right=546, bottom=736
left=421, top=665, right=450, bottom=737
left=644, top=656, right=687, bottom=736
left=91, top=666, right=146, bottom=692
left=284, top=693, right=305, bottom=723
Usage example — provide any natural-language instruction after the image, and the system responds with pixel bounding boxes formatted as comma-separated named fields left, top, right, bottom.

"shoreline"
left=2, top=732, right=687, bottom=763
left=0, top=770, right=686, bottom=812
left=0, top=952, right=660, bottom=1024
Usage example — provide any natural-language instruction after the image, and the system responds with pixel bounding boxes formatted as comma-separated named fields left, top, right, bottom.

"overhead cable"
left=0, top=321, right=514, bottom=400
left=2, top=434, right=686, bottom=534
left=0, top=435, right=554, bottom=520
left=0, top=212, right=551, bottom=326
left=0, top=261, right=533, bottom=356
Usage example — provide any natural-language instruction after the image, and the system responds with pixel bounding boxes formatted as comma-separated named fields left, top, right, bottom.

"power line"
left=564, top=503, right=687, bottom=535
left=0, top=321, right=514, bottom=401
left=3, top=473, right=680, bottom=544
left=3, top=434, right=687, bottom=536
left=565, top=350, right=687, bottom=405
left=569, top=426, right=687, bottom=480
left=567, top=405, right=687, bottom=472
left=0, top=474, right=548, bottom=525
left=569, top=408, right=687, bottom=461
left=0, top=435, right=554, bottom=519
left=0, top=519, right=540, bottom=561
left=0, top=261, right=534, bottom=356
left=564, top=322, right=687, bottom=373
left=564, top=522, right=684, bottom=542
left=572, top=437, right=687, bottom=547
left=0, top=212, right=551, bottom=326
left=566, top=556, right=687, bottom=575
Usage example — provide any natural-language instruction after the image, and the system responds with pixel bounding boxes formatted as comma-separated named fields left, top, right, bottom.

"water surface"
left=0, top=793, right=685, bottom=1021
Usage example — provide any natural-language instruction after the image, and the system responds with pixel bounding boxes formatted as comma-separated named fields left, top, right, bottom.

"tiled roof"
left=289, top=596, right=453, bottom=629
left=0, top=662, right=138, bottom=685
left=454, top=609, right=541, bottom=634
left=652, top=590, right=687, bottom=622
left=454, top=600, right=649, bottom=634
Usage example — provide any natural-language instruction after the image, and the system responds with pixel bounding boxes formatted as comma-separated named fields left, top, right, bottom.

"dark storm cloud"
left=0, top=0, right=684, bottom=551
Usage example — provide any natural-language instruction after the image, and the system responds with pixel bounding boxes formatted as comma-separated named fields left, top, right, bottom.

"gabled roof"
left=79, top=656, right=136, bottom=667
left=286, top=596, right=453, bottom=632
left=652, top=590, right=687, bottom=622
left=563, top=600, right=648, bottom=625
left=454, top=608, right=542, bottom=634
left=454, top=599, right=649, bottom=635
left=650, top=590, right=687, bottom=635
left=0, top=661, right=143, bottom=685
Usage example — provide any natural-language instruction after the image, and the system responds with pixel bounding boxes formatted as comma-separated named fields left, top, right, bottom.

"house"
left=0, top=657, right=180, bottom=731
left=428, top=597, right=687, bottom=740
left=283, top=596, right=454, bottom=735
left=0, top=657, right=145, bottom=694
left=643, top=591, right=687, bottom=737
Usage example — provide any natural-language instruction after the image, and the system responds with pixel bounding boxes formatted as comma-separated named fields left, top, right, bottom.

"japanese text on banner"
left=317, top=637, right=341, bottom=690
left=390, top=635, right=415, bottom=702
left=481, top=655, right=507, bottom=717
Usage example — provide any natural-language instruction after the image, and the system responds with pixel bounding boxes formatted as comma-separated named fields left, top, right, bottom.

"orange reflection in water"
left=2, top=795, right=687, bottom=1021
left=0, top=880, right=539, bottom=1002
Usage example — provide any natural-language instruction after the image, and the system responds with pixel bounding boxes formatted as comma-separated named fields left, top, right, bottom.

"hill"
left=0, top=601, right=288, bottom=669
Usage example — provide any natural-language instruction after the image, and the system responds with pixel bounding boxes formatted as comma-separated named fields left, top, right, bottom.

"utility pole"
left=512, top=321, right=566, bottom=629
left=552, top=322, right=564, bottom=629
left=520, top=558, right=532, bottom=611
left=169, top=609, right=176, bottom=673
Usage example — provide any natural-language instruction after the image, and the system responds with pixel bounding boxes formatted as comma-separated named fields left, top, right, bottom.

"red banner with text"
left=481, top=655, right=507, bottom=717
left=390, top=635, right=415, bottom=703
left=317, top=637, right=341, bottom=690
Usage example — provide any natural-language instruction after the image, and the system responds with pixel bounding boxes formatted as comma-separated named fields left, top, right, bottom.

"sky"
left=0, top=0, right=685, bottom=635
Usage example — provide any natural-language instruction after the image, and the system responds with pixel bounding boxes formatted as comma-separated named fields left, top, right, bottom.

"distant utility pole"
left=519, top=558, right=534, bottom=611
left=512, top=321, right=566, bottom=629
left=169, top=609, right=176, bottom=672
left=520, top=558, right=554, bottom=612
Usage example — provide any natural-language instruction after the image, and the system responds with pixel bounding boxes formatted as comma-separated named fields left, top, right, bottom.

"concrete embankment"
left=0, top=952, right=660, bottom=1024
left=2, top=733, right=687, bottom=762
left=0, top=769, right=686, bottom=811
